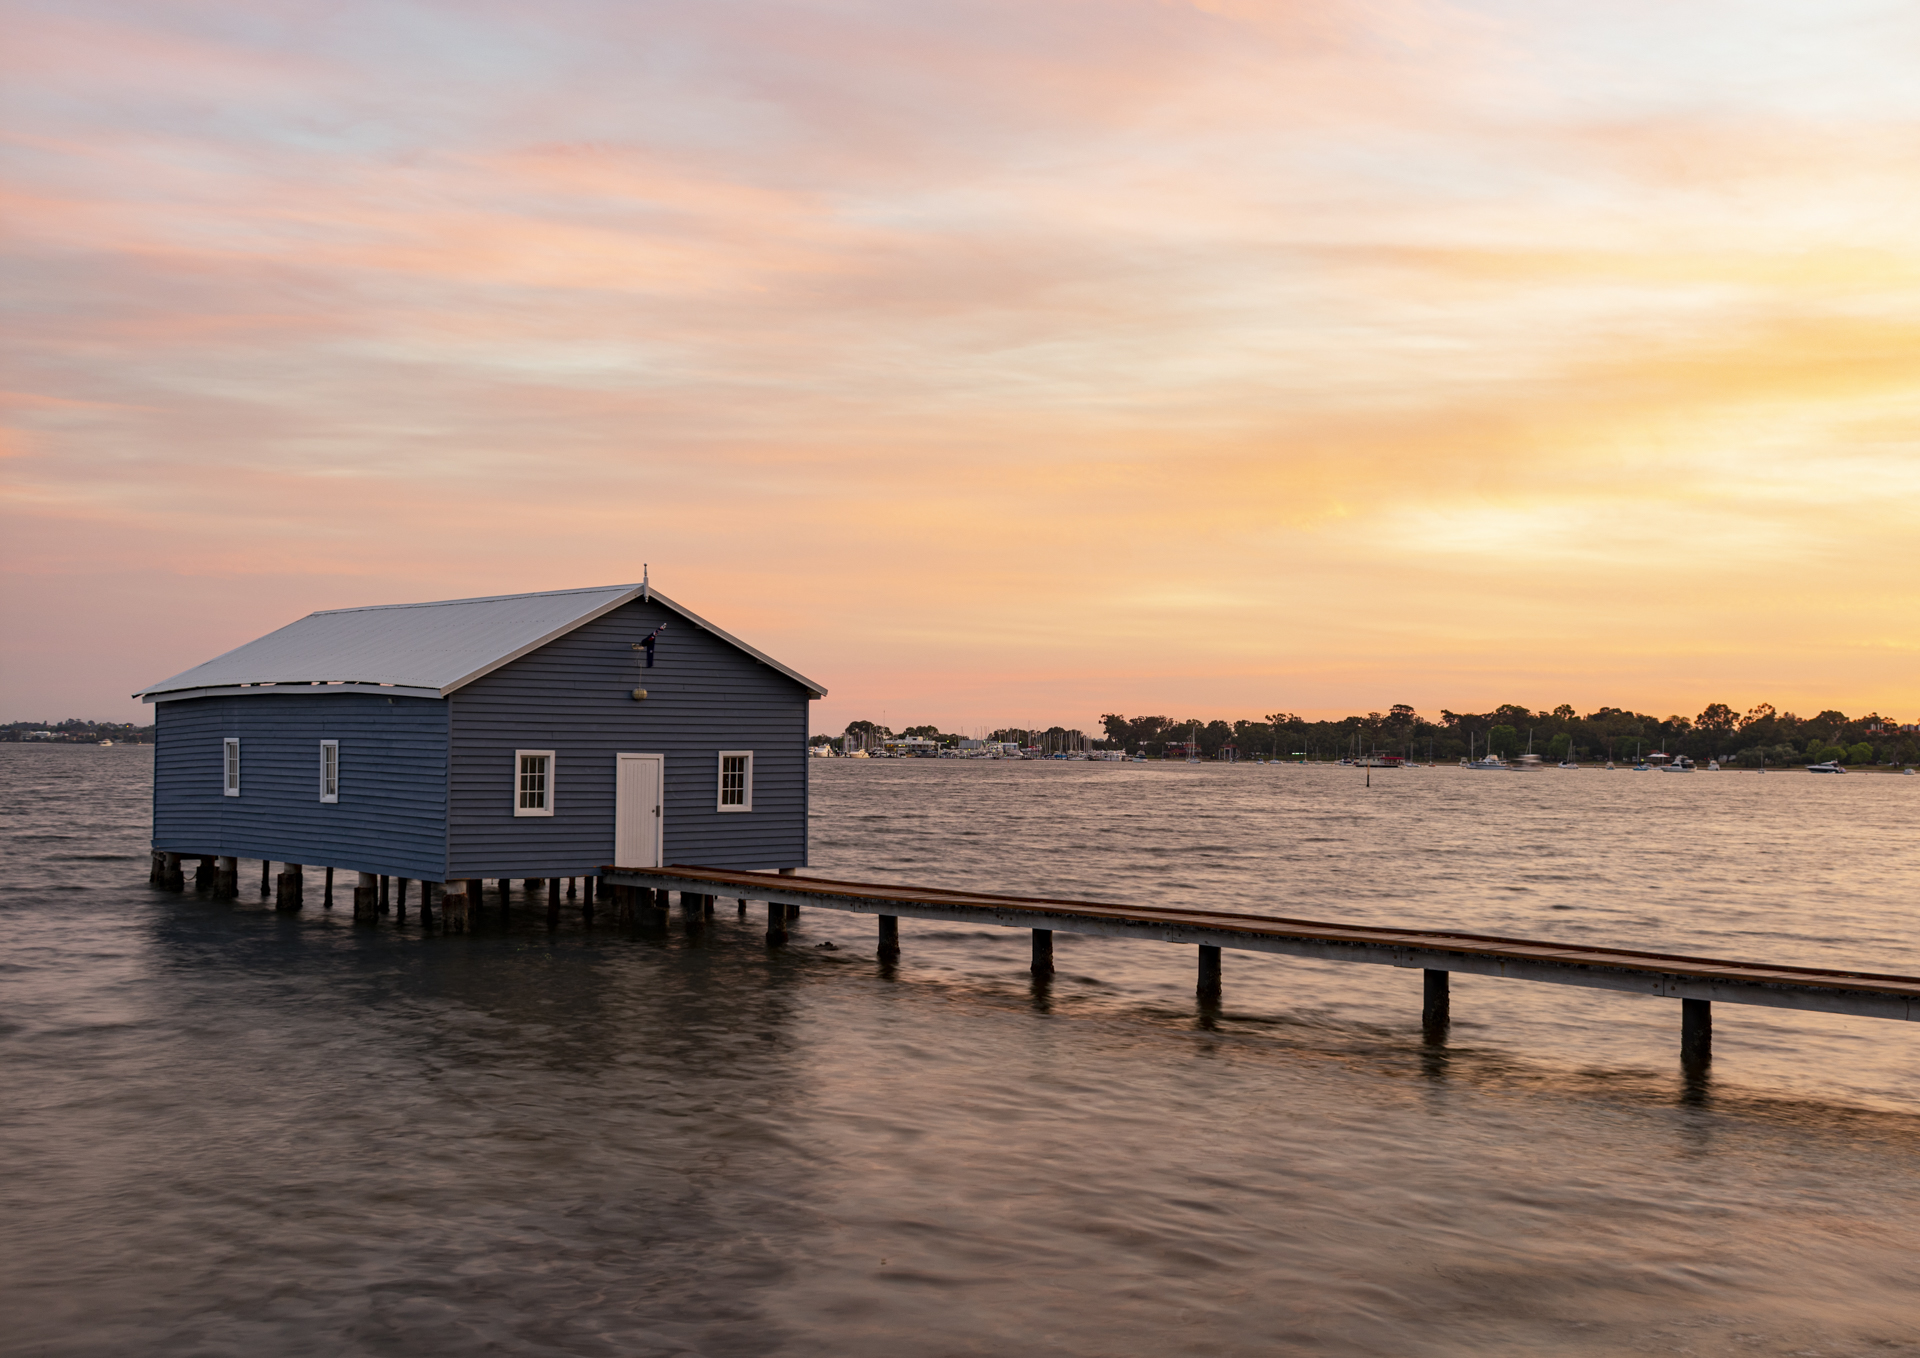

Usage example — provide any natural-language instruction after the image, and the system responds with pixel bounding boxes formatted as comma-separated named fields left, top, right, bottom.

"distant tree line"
left=812, top=707, right=1919, bottom=767
left=2, top=719, right=154, bottom=743
left=815, top=720, right=1094, bottom=752
left=1096, top=704, right=1917, bottom=766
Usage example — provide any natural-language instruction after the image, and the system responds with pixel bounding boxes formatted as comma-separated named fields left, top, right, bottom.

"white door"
left=614, top=753, right=664, bottom=867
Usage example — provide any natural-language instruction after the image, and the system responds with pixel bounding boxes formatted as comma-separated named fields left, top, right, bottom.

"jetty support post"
left=378, top=875, right=390, bottom=914
left=216, top=856, right=238, bottom=900
left=193, top=855, right=219, bottom=891
left=1032, top=928, right=1054, bottom=977
left=1422, top=969, right=1450, bottom=1040
left=396, top=878, right=409, bottom=922
left=877, top=915, right=900, bottom=960
left=1682, top=998, right=1712, bottom=1071
left=767, top=899, right=789, bottom=947
left=149, top=850, right=165, bottom=886
left=582, top=875, right=595, bottom=925
left=160, top=852, right=184, bottom=891
left=737, top=897, right=748, bottom=917
left=1197, top=944, right=1222, bottom=1001
left=420, top=880, right=435, bottom=928
left=546, top=877, right=560, bottom=929
left=275, top=864, right=304, bottom=912
left=352, top=871, right=377, bottom=922
left=442, top=881, right=469, bottom=932
left=498, top=878, right=510, bottom=919
left=465, top=880, right=484, bottom=924
left=567, top=876, right=576, bottom=900
left=323, top=865, right=334, bottom=909
left=260, top=859, right=270, bottom=897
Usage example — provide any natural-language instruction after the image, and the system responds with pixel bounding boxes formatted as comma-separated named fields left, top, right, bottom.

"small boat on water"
left=1806, top=760, right=1846, bottom=774
left=1706, top=759, right=1719, bottom=771
left=97, top=739, right=113, bottom=746
left=1664, top=755, right=1695, bottom=771
left=1467, top=754, right=1510, bottom=770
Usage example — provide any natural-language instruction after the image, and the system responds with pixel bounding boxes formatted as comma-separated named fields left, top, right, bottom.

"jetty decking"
left=600, top=864, right=1920, bottom=1069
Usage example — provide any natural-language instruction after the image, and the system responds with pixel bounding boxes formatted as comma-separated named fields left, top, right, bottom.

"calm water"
left=3, top=746, right=1918, bottom=1356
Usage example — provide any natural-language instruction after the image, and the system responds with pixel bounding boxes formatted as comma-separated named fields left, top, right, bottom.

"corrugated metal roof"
left=134, top=584, right=827, bottom=700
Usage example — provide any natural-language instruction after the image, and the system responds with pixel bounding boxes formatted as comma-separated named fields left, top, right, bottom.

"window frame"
left=514, top=749, right=556, bottom=817
left=319, top=739, right=339, bottom=803
left=717, top=750, right=753, bottom=813
left=223, top=737, right=241, bottom=797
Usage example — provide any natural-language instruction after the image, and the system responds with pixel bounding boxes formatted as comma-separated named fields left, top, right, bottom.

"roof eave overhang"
left=140, top=684, right=447, bottom=704
left=646, top=588, right=829, bottom=699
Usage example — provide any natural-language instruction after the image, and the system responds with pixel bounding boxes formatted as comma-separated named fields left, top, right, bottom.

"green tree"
left=1487, top=725, right=1519, bottom=757
left=1845, top=742, right=1874, bottom=765
left=1695, top=703, right=1738, bottom=736
left=1547, top=733, right=1571, bottom=761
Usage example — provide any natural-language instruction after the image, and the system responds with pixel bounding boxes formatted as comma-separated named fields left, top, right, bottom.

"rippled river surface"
left=4, top=746, right=1918, bottom=1356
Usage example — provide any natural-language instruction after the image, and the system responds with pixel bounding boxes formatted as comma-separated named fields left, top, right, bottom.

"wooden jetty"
left=600, top=864, right=1920, bottom=1070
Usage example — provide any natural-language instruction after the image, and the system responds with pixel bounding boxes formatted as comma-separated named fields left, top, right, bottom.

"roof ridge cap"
left=310, top=583, right=640, bottom=616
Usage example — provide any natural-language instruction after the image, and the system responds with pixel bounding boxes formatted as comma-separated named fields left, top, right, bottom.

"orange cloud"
left=2, top=0, right=1916, bottom=726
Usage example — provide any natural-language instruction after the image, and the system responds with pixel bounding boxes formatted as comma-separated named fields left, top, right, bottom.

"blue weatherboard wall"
left=151, top=692, right=449, bottom=880
left=446, top=596, right=811, bottom=877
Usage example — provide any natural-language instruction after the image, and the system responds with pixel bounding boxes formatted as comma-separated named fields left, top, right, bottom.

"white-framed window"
left=223, top=738, right=241, bottom=796
left=717, top=750, right=753, bottom=812
left=515, top=750, right=555, bottom=816
left=320, top=740, right=339, bottom=803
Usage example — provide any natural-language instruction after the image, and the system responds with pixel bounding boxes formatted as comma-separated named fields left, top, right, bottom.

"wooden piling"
left=161, top=852, right=184, bottom=891
left=877, top=914, right=900, bottom=959
left=275, top=864, right=304, bottom=912
left=567, top=876, right=577, bottom=899
left=1422, top=969, right=1450, bottom=1037
left=582, top=875, right=595, bottom=925
left=498, top=878, right=510, bottom=919
left=1682, top=998, right=1712, bottom=1069
left=420, top=880, right=435, bottom=928
left=217, top=856, right=238, bottom=899
left=260, top=859, right=270, bottom=897
left=767, top=900, right=789, bottom=946
left=378, top=875, right=390, bottom=914
left=396, top=878, right=409, bottom=922
left=353, top=871, right=377, bottom=922
left=466, top=880, right=483, bottom=922
left=547, top=876, right=560, bottom=928
left=1197, top=944, right=1222, bottom=1000
left=193, top=855, right=219, bottom=891
left=1031, top=928, right=1054, bottom=976
left=323, top=865, right=334, bottom=909
left=441, top=882, right=469, bottom=932
left=149, top=850, right=165, bottom=885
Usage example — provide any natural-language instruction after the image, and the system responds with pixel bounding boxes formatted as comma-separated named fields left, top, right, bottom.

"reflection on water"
left=2, top=746, right=1918, bottom=1356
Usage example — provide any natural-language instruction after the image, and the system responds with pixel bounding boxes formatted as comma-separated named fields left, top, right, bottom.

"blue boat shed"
left=136, top=583, right=826, bottom=891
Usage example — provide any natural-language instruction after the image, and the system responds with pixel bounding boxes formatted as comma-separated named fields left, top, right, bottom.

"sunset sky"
left=4, top=0, right=1917, bottom=731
